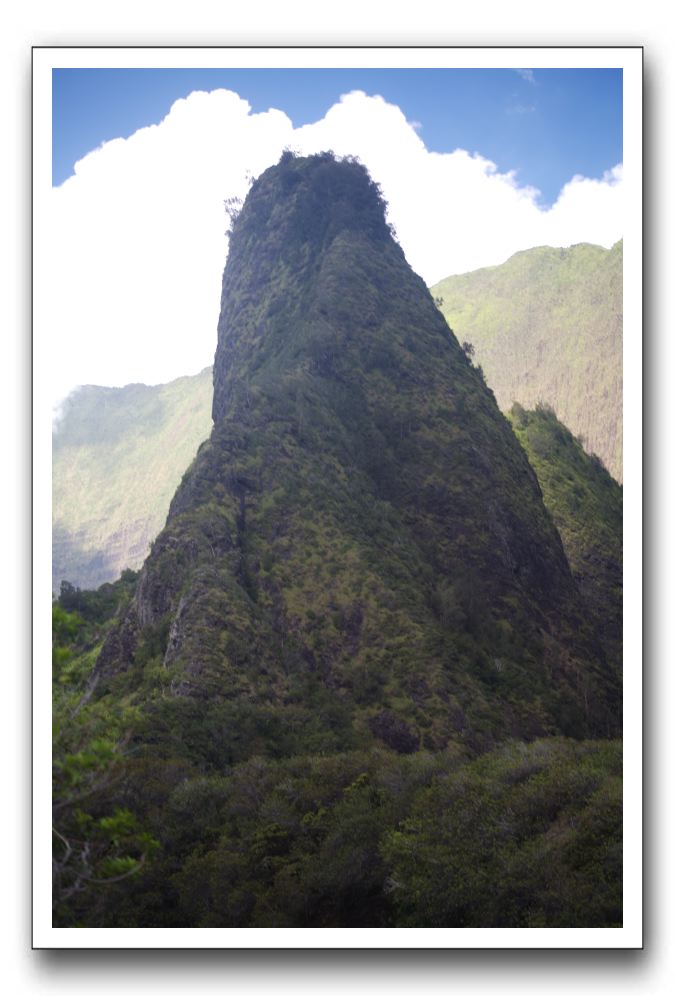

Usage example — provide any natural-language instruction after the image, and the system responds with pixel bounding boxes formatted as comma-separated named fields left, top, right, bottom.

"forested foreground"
left=53, top=578, right=621, bottom=929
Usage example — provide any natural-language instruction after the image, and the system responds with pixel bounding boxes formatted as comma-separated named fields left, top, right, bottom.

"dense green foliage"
left=431, top=242, right=623, bottom=482
left=53, top=591, right=620, bottom=927
left=510, top=403, right=622, bottom=671
left=382, top=737, right=622, bottom=927
left=53, top=154, right=622, bottom=928
left=52, top=572, right=162, bottom=922
left=53, top=367, right=213, bottom=592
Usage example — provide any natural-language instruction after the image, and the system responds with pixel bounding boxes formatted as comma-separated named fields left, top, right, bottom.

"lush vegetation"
left=52, top=572, right=161, bottom=921
left=53, top=584, right=620, bottom=927
left=53, top=154, right=622, bottom=928
left=431, top=242, right=623, bottom=482
left=53, top=367, right=213, bottom=592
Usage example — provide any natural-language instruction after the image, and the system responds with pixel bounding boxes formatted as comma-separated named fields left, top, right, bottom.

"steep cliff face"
left=95, top=153, right=620, bottom=755
left=431, top=242, right=623, bottom=482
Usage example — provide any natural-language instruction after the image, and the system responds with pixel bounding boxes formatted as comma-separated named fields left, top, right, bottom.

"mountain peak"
left=231, top=151, right=395, bottom=253
left=212, top=152, right=402, bottom=423
left=97, top=150, right=620, bottom=751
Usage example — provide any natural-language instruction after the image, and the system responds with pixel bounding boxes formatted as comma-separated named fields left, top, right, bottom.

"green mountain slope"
left=510, top=403, right=622, bottom=671
left=431, top=241, right=623, bottom=482
left=52, top=368, right=213, bottom=593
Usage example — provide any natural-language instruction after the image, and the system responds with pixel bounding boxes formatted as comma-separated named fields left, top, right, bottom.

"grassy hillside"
left=510, top=403, right=622, bottom=671
left=52, top=368, right=213, bottom=593
left=431, top=242, right=623, bottom=481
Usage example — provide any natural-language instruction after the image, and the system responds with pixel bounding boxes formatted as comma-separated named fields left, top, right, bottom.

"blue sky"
left=48, top=66, right=625, bottom=404
left=53, top=67, right=622, bottom=206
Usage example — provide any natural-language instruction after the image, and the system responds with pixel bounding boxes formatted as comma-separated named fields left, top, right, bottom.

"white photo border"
left=33, top=45, right=643, bottom=950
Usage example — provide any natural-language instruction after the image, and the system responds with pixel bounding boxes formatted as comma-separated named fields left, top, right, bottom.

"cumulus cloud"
left=46, top=88, right=624, bottom=408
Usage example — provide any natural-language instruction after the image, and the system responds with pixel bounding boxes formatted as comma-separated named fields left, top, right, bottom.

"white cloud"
left=515, top=68, right=536, bottom=85
left=47, top=88, right=624, bottom=408
left=506, top=103, right=536, bottom=115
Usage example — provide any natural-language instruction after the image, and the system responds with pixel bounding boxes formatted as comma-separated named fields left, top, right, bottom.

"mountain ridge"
left=52, top=367, right=213, bottom=593
left=431, top=240, right=623, bottom=481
